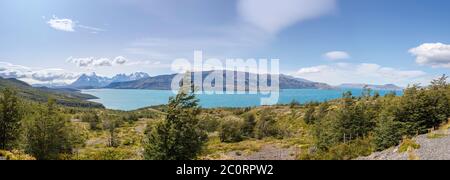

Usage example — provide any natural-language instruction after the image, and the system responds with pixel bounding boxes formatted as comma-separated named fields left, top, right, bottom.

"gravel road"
left=358, top=128, right=450, bottom=160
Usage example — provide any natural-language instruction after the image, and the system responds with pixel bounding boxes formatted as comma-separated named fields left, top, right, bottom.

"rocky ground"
left=358, top=127, right=450, bottom=160
left=228, top=145, right=299, bottom=160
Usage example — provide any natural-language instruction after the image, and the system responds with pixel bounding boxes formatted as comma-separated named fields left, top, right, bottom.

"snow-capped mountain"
left=70, top=72, right=150, bottom=89
left=111, top=72, right=150, bottom=83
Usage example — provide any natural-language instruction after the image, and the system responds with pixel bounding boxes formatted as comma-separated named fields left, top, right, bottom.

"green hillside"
left=0, top=77, right=104, bottom=108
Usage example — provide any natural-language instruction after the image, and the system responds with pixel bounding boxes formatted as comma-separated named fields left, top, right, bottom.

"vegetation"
left=1, top=75, right=449, bottom=160
left=219, top=116, right=244, bottom=143
left=81, top=112, right=101, bottom=130
left=0, top=88, right=22, bottom=150
left=255, top=110, right=281, bottom=139
left=0, top=77, right=104, bottom=108
left=25, top=99, right=86, bottom=160
left=301, top=75, right=450, bottom=159
left=144, top=90, right=207, bottom=160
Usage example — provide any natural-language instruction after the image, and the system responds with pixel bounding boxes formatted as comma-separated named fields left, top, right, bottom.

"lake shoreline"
left=82, top=88, right=402, bottom=111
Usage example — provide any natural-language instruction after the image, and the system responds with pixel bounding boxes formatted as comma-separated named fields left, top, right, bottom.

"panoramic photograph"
left=1, top=0, right=450, bottom=164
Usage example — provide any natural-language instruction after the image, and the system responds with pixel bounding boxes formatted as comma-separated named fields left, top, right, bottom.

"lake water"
left=82, top=89, right=402, bottom=111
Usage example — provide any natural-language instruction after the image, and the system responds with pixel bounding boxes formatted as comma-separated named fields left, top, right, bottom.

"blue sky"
left=0, top=0, right=449, bottom=86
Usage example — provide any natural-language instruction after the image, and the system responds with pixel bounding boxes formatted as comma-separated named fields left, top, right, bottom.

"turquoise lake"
left=82, top=89, right=402, bottom=111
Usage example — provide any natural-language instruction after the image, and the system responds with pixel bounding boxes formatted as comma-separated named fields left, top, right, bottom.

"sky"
left=0, top=0, right=449, bottom=86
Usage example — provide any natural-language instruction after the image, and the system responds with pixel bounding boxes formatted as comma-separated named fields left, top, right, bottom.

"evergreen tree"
left=0, top=88, right=22, bottom=150
left=144, top=90, right=207, bottom=160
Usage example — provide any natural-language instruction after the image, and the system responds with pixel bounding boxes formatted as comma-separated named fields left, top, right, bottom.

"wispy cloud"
left=409, top=43, right=450, bottom=68
left=125, top=0, right=336, bottom=62
left=324, top=51, right=350, bottom=61
left=295, top=63, right=428, bottom=86
left=238, top=0, right=336, bottom=34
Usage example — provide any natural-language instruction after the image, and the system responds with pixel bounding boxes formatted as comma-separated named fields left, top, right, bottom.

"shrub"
left=198, top=115, right=220, bottom=133
left=242, top=113, right=256, bottom=137
left=398, top=138, right=421, bottom=153
left=81, top=112, right=101, bottom=130
left=255, top=111, right=280, bottom=139
left=219, top=117, right=244, bottom=143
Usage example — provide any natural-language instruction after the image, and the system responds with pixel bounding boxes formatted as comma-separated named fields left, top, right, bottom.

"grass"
left=398, top=138, right=421, bottom=153
left=426, top=120, right=450, bottom=139
left=0, top=150, right=35, bottom=160
left=427, top=133, right=447, bottom=139
left=201, top=136, right=264, bottom=159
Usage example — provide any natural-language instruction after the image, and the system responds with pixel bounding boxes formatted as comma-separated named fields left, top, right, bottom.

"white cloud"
left=46, top=15, right=105, bottom=33
left=47, top=16, right=75, bottom=32
left=0, top=62, right=30, bottom=79
left=409, top=43, right=450, bottom=68
left=324, top=51, right=350, bottom=61
left=67, top=56, right=129, bottom=68
left=31, top=69, right=78, bottom=82
left=113, top=56, right=128, bottom=65
left=295, top=63, right=428, bottom=86
left=0, top=62, right=79, bottom=84
left=238, top=0, right=336, bottom=34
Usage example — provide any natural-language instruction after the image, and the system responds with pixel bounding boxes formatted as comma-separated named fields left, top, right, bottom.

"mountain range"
left=105, top=71, right=333, bottom=90
left=65, top=71, right=403, bottom=91
left=69, top=72, right=149, bottom=89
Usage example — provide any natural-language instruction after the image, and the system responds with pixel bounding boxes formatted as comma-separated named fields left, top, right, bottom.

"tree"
left=242, top=113, right=256, bottom=137
left=373, top=118, right=404, bottom=151
left=394, top=83, right=450, bottom=135
left=25, top=99, right=82, bottom=160
left=144, top=90, right=207, bottom=160
left=332, top=95, right=375, bottom=143
left=0, top=88, right=22, bottom=150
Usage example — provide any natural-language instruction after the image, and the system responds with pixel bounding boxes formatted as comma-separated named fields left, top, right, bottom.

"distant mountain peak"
left=70, top=72, right=150, bottom=89
left=339, top=83, right=403, bottom=90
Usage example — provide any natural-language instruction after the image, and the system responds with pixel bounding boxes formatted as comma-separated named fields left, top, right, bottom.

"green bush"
left=198, top=115, right=220, bottom=133
left=81, top=112, right=101, bottom=130
left=242, top=113, right=256, bottom=138
left=255, top=111, right=280, bottom=139
left=219, top=117, right=244, bottom=143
